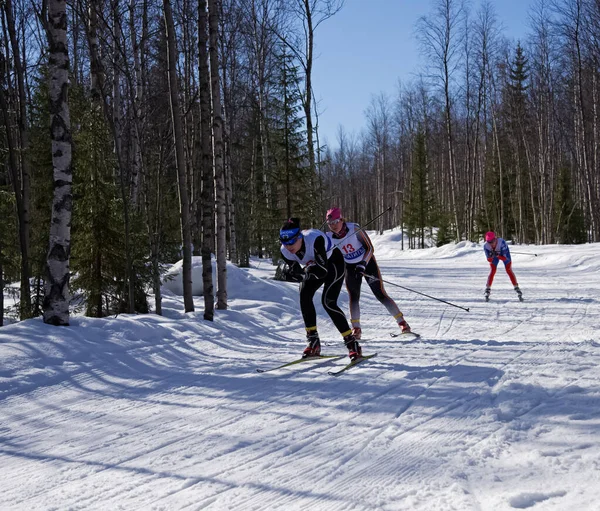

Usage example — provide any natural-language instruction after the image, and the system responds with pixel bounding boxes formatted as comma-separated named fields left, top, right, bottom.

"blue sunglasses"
left=280, top=227, right=302, bottom=246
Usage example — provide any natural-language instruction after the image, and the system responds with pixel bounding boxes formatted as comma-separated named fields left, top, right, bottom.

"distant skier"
left=483, top=231, right=523, bottom=301
left=325, top=207, right=411, bottom=339
left=279, top=218, right=362, bottom=360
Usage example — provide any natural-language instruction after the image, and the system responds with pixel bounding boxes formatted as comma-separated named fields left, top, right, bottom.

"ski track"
left=1, top=243, right=600, bottom=510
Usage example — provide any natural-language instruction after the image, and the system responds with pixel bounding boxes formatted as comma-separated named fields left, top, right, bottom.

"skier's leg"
left=345, top=265, right=362, bottom=337
left=299, top=278, right=324, bottom=357
left=504, top=260, right=519, bottom=286
left=322, top=250, right=362, bottom=359
left=299, top=278, right=323, bottom=332
left=486, top=261, right=498, bottom=288
left=364, top=258, right=410, bottom=332
left=321, top=250, right=352, bottom=336
left=504, top=260, right=522, bottom=298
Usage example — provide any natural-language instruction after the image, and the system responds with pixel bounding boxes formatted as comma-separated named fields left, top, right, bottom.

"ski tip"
left=390, top=332, right=420, bottom=339
left=327, top=353, right=378, bottom=376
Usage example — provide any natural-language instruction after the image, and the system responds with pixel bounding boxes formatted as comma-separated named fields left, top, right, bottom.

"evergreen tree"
left=555, top=165, right=587, bottom=244
left=69, top=86, right=125, bottom=316
left=269, top=46, right=310, bottom=258
left=67, top=86, right=151, bottom=317
left=27, top=72, right=53, bottom=316
left=404, top=130, right=430, bottom=248
left=0, top=189, right=18, bottom=323
left=505, top=43, right=533, bottom=242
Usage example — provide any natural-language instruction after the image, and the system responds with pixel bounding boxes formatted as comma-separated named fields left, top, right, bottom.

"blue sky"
left=312, top=0, right=535, bottom=147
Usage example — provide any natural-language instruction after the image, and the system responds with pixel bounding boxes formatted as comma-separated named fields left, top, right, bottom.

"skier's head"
left=326, top=207, right=344, bottom=232
left=280, top=217, right=303, bottom=250
left=485, top=231, right=496, bottom=243
left=326, top=207, right=349, bottom=237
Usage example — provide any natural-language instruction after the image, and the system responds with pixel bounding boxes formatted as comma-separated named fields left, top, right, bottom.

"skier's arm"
left=498, top=239, right=509, bottom=261
left=280, top=254, right=303, bottom=276
left=356, top=228, right=374, bottom=264
left=305, top=236, right=328, bottom=280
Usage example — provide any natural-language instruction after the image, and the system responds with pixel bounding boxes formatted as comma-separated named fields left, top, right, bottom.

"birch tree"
left=43, top=0, right=72, bottom=326
left=209, top=0, right=227, bottom=309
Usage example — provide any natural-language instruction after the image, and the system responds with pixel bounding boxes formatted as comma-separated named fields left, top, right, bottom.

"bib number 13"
left=341, top=243, right=355, bottom=254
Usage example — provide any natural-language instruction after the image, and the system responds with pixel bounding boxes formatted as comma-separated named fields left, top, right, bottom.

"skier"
left=325, top=207, right=411, bottom=340
left=279, top=218, right=362, bottom=360
left=483, top=231, right=523, bottom=301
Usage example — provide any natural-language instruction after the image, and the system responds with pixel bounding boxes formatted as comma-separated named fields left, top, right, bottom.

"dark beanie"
left=281, top=217, right=301, bottom=231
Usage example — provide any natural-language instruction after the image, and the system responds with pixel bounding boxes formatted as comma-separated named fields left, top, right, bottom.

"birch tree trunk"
left=43, top=0, right=72, bottom=326
left=209, top=0, right=227, bottom=310
left=164, top=0, right=195, bottom=312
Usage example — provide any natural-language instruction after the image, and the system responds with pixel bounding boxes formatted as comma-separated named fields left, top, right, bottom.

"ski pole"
left=330, top=206, right=393, bottom=250
left=510, top=251, right=538, bottom=257
left=365, top=275, right=470, bottom=312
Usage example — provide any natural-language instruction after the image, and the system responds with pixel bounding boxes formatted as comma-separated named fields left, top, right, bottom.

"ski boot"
left=302, top=331, right=321, bottom=358
left=352, top=326, right=362, bottom=340
left=484, top=286, right=491, bottom=302
left=514, top=286, right=523, bottom=302
left=398, top=320, right=411, bottom=334
left=344, top=333, right=362, bottom=361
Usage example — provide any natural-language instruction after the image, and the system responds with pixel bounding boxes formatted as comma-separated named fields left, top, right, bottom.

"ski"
left=484, top=295, right=523, bottom=302
left=328, top=353, right=378, bottom=376
left=256, top=354, right=344, bottom=373
left=390, top=332, right=421, bottom=340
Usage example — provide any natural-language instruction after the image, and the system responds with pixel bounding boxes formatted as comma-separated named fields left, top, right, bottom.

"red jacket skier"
left=483, top=231, right=523, bottom=301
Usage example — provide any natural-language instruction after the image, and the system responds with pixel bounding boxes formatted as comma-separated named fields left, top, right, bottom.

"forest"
left=0, top=0, right=597, bottom=326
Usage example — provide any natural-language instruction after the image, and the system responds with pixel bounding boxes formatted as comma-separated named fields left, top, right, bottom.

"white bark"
left=43, top=0, right=72, bottom=326
left=209, top=0, right=227, bottom=309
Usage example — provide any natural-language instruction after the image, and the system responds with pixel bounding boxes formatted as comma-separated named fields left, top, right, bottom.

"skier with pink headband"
left=483, top=231, right=523, bottom=302
left=325, top=207, right=412, bottom=339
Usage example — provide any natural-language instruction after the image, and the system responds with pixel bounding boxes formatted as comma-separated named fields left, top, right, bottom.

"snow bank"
left=162, top=256, right=297, bottom=302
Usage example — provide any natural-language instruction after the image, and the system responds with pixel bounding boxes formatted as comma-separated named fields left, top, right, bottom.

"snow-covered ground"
left=1, top=234, right=599, bottom=510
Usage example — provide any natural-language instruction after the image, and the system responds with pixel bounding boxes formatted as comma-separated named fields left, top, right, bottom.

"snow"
left=1, top=236, right=600, bottom=510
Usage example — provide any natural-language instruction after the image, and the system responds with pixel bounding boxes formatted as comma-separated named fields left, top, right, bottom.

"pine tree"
left=404, top=130, right=430, bottom=248
left=69, top=86, right=124, bottom=317
left=0, top=189, right=18, bottom=324
left=505, top=43, right=533, bottom=242
left=269, top=46, right=309, bottom=257
left=554, top=165, right=586, bottom=244
left=27, top=72, right=54, bottom=317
